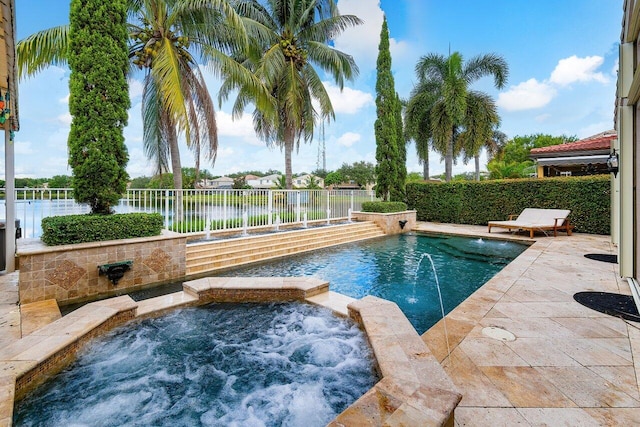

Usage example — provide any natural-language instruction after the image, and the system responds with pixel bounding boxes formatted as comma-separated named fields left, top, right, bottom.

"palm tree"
left=487, top=159, right=534, bottom=179
left=405, top=51, right=508, bottom=182
left=457, top=92, right=501, bottom=181
left=17, top=0, right=269, bottom=218
left=404, top=81, right=439, bottom=180
left=222, top=0, right=362, bottom=189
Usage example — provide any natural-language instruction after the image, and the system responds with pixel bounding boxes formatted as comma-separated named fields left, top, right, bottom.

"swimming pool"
left=219, top=233, right=528, bottom=334
left=14, top=302, right=378, bottom=426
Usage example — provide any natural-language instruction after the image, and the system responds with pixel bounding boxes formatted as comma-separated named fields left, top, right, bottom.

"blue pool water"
left=14, top=303, right=378, bottom=426
left=220, top=233, right=528, bottom=334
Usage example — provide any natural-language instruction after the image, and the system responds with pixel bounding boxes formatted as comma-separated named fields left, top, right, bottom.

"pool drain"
left=482, top=326, right=516, bottom=342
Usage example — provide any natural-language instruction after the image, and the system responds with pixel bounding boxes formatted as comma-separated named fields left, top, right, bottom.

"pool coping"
left=0, top=275, right=462, bottom=426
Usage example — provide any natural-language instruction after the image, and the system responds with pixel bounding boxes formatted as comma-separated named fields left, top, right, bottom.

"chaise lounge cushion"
left=487, top=208, right=572, bottom=238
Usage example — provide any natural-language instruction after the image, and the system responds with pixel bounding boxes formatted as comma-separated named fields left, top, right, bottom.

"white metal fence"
left=0, top=188, right=379, bottom=239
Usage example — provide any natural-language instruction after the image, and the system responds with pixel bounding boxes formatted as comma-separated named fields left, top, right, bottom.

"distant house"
left=197, top=176, right=234, bottom=189
left=293, top=174, right=325, bottom=189
left=332, top=180, right=375, bottom=191
left=529, top=130, right=616, bottom=177
left=250, top=174, right=281, bottom=189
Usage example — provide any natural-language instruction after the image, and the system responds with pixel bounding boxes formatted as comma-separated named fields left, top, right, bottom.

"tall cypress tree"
left=68, top=0, right=130, bottom=214
left=374, top=17, right=400, bottom=202
left=392, top=92, right=406, bottom=201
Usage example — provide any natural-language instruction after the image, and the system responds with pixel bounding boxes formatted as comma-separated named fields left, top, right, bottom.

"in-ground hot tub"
left=14, top=302, right=379, bottom=426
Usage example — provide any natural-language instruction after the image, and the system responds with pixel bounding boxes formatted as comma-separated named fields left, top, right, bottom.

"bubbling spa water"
left=14, top=303, right=378, bottom=426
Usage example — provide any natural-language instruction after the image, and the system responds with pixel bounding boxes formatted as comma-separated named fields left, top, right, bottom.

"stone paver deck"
left=0, top=222, right=639, bottom=425
left=414, top=222, right=640, bottom=426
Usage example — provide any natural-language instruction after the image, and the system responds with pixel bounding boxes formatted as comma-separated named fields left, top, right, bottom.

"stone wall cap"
left=16, top=230, right=185, bottom=256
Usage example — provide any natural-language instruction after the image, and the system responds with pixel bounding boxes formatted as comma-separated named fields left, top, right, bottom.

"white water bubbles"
left=14, top=303, right=378, bottom=427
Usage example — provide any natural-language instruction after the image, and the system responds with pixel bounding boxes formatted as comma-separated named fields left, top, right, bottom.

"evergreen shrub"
left=362, top=201, right=408, bottom=213
left=41, top=213, right=163, bottom=245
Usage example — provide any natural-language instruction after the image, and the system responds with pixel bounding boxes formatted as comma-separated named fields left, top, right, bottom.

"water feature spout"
left=416, top=253, right=452, bottom=363
left=274, top=214, right=281, bottom=231
left=98, top=261, right=133, bottom=285
left=348, top=208, right=352, bottom=223
left=204, top=223, right=211, bottom=240
left=303, top=212, right=308, bottom=228
left=399, top=220, right=408, bottom=229
left=242, top=211, right=249, bottom=236
left=326, top=208, right=331, bottom=226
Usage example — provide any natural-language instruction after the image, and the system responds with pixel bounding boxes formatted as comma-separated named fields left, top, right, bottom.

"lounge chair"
left=487, top=208, right=573, bottom=238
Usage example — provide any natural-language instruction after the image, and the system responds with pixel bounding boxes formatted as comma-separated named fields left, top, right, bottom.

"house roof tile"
left=530, top=131, right=615, bottom=155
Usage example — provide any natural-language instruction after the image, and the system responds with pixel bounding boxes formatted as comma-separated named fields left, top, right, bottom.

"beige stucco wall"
left=17, top=233, right=186, bottom=305
left=352, top=210, right=417, bottom=235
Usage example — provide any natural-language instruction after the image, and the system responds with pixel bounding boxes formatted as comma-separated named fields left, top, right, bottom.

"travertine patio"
left=1, top=222, right=639, bottom=425
left=414, top=222, right=640, bottom=426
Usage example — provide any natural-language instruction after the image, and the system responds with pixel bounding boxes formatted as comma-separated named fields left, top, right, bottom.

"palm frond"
left=415, top=53, right=447, bottom=83
left=463, top=53, right=509, bottom=89
left=306, top=41, right=358, bottom=88
left=152, top=36, right=192, bottom=134
left=17, top=25, right=70, bottom=80
left=142, top=75, right=170, bottom=175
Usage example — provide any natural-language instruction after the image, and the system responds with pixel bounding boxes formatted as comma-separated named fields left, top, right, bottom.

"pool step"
left=185, top=221, right=385, bottom=276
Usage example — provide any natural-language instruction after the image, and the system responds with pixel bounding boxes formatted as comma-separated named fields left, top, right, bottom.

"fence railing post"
left=268, top=190, right=273, bottom=225
left=164, top=190, right=170, bottom=230
left=223, top=190, right=228, bottom=230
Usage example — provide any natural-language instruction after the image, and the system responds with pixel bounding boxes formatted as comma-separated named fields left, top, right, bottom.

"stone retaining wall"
left=352, top=210, right=417, bottom=235
left=17, top=232, right=186, bottom=306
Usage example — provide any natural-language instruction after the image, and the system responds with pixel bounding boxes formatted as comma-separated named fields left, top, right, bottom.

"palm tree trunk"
left=474, top=154, right=480, bottom=181
left=194, top=143, right=201, bottom=188
left=422, top=151, right=430, bottom=180
left=169, top=137, right=184, bottom=223
left=284, top=126, right=295, bottom=189
left=445, top=138, right=453, bottom=182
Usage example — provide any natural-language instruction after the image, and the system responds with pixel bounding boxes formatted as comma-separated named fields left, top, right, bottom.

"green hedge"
left=41, top=213, right=163, bottom=245
left=361, top=201, right=408, bottom=213
left=406, top=176, right=610, bottom=235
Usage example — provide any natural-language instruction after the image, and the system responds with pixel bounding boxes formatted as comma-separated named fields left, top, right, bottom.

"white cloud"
left=57, top=112, right=72, bottom=126
left=216, top=110, right=263, bottom=146
left=324, top=82, right=374, bottom=114
left=549, top=55, right=608, bottom=86
left=337, top=132, right=361, bottom=147
left=59, top=94, right=69, bottom=104
left=13, top=140, right=35, bottom=155
left=498, top=55, right=611, bottom=113
left=578, top=121, right=615, bottom=139
left=535, top=113, right=552, bottom=122
left=217, top=146, right=235, bottom=158
left=334, top=0, right=384, bottom=71
left=129, top=79, right=144, bottom=99
left=497, top=78, right=557, bottom=111
left=126, top=147, right=154, bottom=177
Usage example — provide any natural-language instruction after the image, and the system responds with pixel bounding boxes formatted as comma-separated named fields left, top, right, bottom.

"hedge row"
left=361, top=201, right=408, bottom=213
left=41, top=213, right=164, bottom=245
left=406, top=176, right=610, bottom=235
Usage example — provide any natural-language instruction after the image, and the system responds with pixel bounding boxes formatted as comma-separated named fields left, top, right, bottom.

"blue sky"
left=7, top=0, right=621, bottom=180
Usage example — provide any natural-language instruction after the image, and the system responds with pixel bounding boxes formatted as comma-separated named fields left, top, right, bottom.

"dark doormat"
left=584, top=253, right=618, bottom=264
left=573, top=291, right=640, bottom=322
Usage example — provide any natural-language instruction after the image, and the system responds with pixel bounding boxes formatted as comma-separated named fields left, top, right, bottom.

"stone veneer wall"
left=17, top=233, right=186, bottom=305
left=352, top=210, right=417, bottom=235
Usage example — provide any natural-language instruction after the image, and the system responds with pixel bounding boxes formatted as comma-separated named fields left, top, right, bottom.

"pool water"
left=220, top=233, right=528, bottom=334
left=14, top=303, right=378, bottom=427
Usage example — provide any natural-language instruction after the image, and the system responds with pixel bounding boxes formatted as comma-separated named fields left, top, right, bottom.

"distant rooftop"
left=530, top=130, right=615, bottom=156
